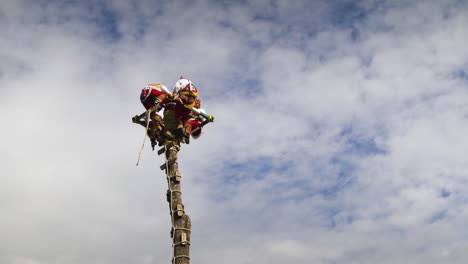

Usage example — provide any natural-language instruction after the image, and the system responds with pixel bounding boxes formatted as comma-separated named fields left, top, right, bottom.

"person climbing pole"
left=161, top=76, right=212, bottom=144
left=186, top=98, right=207, bottom=141
left=132, top=83, right=171, bottom=149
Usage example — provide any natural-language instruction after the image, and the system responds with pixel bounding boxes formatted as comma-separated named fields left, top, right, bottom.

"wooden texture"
left=165, top=145, right=191, bottom=264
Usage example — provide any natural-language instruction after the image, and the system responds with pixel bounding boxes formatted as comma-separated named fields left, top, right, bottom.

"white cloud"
left=1, top=0, right=468, bottom=263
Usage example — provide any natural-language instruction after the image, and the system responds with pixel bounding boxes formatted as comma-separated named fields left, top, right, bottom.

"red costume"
left=161, top=78, right=205, bottom=143
left=138, top=83, right=170, bottom=148
left=186, top=99, right=205, bottom=139
left=140, top=83, right=170, bottom=110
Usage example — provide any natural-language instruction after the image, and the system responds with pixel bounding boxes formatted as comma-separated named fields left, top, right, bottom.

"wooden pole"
left=164, top=143, right=191, bottom=264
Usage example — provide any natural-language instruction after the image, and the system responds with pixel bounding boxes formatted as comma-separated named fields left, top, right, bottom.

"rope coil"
left=173, top=256, right=190, bottom=261
left=173, top=227, right=191, bottom=232
left=174, top=241, right=191, bottom=247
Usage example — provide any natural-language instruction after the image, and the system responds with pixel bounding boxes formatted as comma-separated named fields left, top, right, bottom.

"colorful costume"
left=139, top=83, right=170, bottom=147
left=162, top=77, right=205, bottom=144
left=140, top=83, right=170, bottom=110
left=133, top=77, right=210, bottom=148
left=186, top=99, right=206, bottom=139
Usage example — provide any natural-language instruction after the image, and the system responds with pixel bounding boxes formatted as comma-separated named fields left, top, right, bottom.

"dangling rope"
left=136, top=109, right=152, bottom=166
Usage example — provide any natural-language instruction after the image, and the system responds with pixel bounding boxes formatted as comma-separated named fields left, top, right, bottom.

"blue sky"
left=1, top=0, right=468, bottom=263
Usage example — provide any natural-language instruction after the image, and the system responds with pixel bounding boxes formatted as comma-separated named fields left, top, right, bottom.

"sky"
left=1, top=0, right=468, bottom=263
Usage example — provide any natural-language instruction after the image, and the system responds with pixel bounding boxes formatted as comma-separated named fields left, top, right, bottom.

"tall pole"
left=133, top=95, right=215, bottom=263
left=162, top=143, right=191, bottom=264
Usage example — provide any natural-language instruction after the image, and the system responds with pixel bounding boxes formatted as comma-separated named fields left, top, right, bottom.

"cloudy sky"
left=1, top=0, right=468, bottom=263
